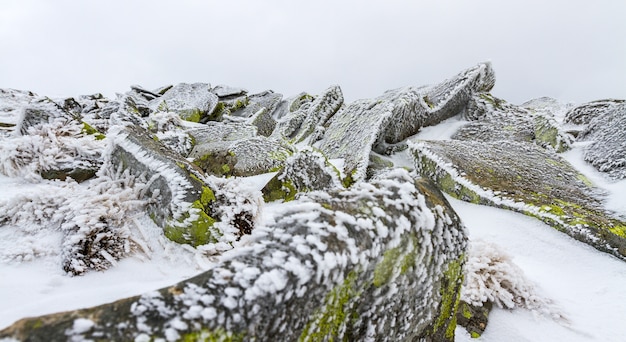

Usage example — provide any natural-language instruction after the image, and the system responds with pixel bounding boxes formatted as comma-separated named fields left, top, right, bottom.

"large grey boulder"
left=151, top=83, right=220, bottom=123
left=453, top=93, right=572, bottom=152
left=0, top=88, right=38, bottom=135
left=572, top=100, right=626, bottom=180
left=0, top=169, right=467, bottom=342
left=410, top=139, right=626, bottom=260
left=319, top=62, right=495, bottom=182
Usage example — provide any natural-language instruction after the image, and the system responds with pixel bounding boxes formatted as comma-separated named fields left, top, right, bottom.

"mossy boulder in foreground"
left=0, top=169, right=467, bottom=341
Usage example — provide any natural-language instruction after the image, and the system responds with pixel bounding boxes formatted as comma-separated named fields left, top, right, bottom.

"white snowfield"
left=1, top=121, right=626, bottom=341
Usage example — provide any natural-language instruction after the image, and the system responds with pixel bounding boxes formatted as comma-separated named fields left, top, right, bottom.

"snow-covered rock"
left=0, top=169, right=467, bottom=342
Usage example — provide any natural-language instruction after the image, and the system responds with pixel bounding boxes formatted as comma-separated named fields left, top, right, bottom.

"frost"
left=462, top=240, right=566, bottom=322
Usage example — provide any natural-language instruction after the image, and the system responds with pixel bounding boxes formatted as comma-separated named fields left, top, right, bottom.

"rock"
left=272, top=85, right=344, bottom=144
left=564, top=99, right=624, bottom=125
left=211, top=84, right=248, bottom=98
left=456, top=301, right=492, bottom=338
left=454, top=93, right=572, bottom=152
left=410, top=139, right=626, bottom=260
left=0, top=88, right=38, bottom=135
left=189, top=136, right=294, bottom=177
left=0, top=169, right=467, bottom=342
left=151, top=83, right=220, bottom=123
left=262, top=149, right=344, bottom=202
left=575, top=101, right=626, bottom=180
left=0, top=97, right=104, bottom=181
left=106, top=124, right=220, bottom=247
left=319, top=62, right=495, bottom=182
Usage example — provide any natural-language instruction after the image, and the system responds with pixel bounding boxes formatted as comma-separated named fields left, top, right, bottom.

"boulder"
left=410, top=139, right=626, bottom=260
left=575, top=101, right=626, bottom=180
left=151, top=83, right=220, bottom=123
left=319, top=62, right=495, bottom=182
left=262, top=149, right=344, bottom=202
left=0, top=169, right=467, bottom=342
left=454, top=93, right=572, bottom=152
left=564, top=99, right=624, bottom=125
left=272, top=85, right=344, bottom=144
left=106, top=124, right=220, bottom=247
left=0, top=88, right=38, bottom=135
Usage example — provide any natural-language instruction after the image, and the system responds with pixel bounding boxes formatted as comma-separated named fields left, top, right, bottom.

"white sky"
left=1, top=0, right=624, bottom=104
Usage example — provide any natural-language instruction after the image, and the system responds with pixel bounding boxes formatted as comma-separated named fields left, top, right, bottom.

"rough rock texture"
left=456, top=301, right=492, bottom=338
left=106, top=123, right=220, bottom=247
left=0, top=170, right=467, bottom=342
left=151, top=83, right=220, bottom=123
left=0, top=88, right=38, bottom=135
left=262, top=149, right=344, bottom=202
left=319, top=62, right=495, bottom=182
left=574, top=101, right=626, bottom=180
left=564, top=99, right=624, bottom=125
left=410, top=139, right=626, bottom=260
left=454, top=93, right=572, bottom=152
left=190, top=136, right=295, bottom=177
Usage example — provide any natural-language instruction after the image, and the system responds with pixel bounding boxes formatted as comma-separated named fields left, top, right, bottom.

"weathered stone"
left=0, top=88, right=38, bottom=135
left=456, top=301, right=492, bottom=338
left=106, top=124, right=220, bottom=247
left=0, top=169, right=467, bottom=342
left=319, top=62, right=495, bottom=182
left=410, top=139, right=626, bottom=260
left=212, top=84, right=248, bottom=98
left=190, top=136, right=294, bottom=177
left=272, top=85, right=343, bottom=144
left=455, top=93, right=572, bottom=152
left=151, top=83, right=219, bottom=123
left=262, top=149, right=344, bottom=202
left=564, top=99, right=624, bottom=125
left=576, top=101, right=626, bottom=180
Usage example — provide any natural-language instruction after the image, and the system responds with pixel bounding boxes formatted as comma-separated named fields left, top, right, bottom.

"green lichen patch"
left=299, top=271, right=360, bottom=342
left=373, top=234, right=419, bottom=287
left=192, top=151, right=238, bottom=177
left=431, top=257, right=464, bottom=341
left=81, top=122, right=106, bottom=140
left=456, top=301, right=492, bottom=339
left=179, top=108, right=204, bottom=123
left=262, top=177, right=298, bottom=203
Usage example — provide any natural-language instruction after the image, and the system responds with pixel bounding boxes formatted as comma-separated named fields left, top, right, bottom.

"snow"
left=1, top=105, right=626, bottom=340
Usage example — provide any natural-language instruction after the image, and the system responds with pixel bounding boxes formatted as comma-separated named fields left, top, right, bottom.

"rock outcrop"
left=0, top=170, right=467, bottom=342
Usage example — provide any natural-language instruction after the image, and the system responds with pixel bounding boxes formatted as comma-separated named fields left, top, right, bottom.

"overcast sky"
left=1, top=0, right=624, bottom=104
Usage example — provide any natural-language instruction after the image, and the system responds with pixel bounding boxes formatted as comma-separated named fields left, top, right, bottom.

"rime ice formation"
left=0, top=171, right=467, bottom=341
left=568, top=100, right=626, bottom=180
left=1, top=62, right=625, bottom=340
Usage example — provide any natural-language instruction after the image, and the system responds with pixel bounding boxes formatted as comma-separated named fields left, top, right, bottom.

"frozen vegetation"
left=1, top=63, right=625, bottom=341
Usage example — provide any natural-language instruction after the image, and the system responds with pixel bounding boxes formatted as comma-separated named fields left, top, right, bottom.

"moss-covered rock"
left=262, top=149, right=344, bottom=202
left=0, top=169, right=467, bottom=341
left=410, top=139, right=626, bottom=260
left=190, top=136, right=294, bottom=177
left=454, top=93, right=572, bottom=152
left=107, top=124, right=220, bottom=247
left=456, top=301, right=492, bottom=338
left=151, top=83, right=219, bottom=123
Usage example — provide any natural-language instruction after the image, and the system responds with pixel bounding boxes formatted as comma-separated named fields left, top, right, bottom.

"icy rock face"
left=262, top=149, right=344, bottom=202
left=410, top=139, right=626, bottom=260
left=271, top=85, right=344, bottom=144
left=319, top=62, right=495, bottom=182
left=454, top=93, right=572, bottom=152
left=190, top=135, right=295, bottom=177
left=571, top=100, right=626, bottom=180
left=0, top=88, right=38, bottom=135
left=0, top=169, right=467, bottom=342
left=151, top=83, right=220, bottom=123
left=106, top=124, right=220, bottom=247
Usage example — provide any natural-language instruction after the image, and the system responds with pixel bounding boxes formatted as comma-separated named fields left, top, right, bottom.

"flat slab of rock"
left=410, top=139, right=626, bottom=260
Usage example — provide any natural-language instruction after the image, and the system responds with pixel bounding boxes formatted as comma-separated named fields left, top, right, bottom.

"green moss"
left=461, top=303, right=472, bottom=319
left=299, top=271, right=359, bottom=342
left=263, top=177, right=298, bottom=202
left=81, top=122, right=105, bottom=140
left=433, top=257, right=464, bottom=341
left=341, top=169, right=357, bottom=188
left=540, top=204, right=566, bottom=216
left=470, top=331, right=481, bottom=338
left=208, top=102, right=226, bottom=121
left=165, top=184, right=218, bottom=247
left=373, top=246, right=403, bottom=287
left=180, top=109, right=203, bottom=123
left=609, top=225, right=626, bottom=238
left=576, top=173, right=593, bottom=187
left=180, top=328, right=245, bottom=342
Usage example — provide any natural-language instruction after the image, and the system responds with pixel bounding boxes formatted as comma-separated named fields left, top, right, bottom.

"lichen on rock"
left=0, top=169, right=467, bottom=341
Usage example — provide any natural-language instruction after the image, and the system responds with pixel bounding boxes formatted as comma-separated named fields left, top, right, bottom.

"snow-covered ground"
left=2, top=120, right=626, bottom=341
